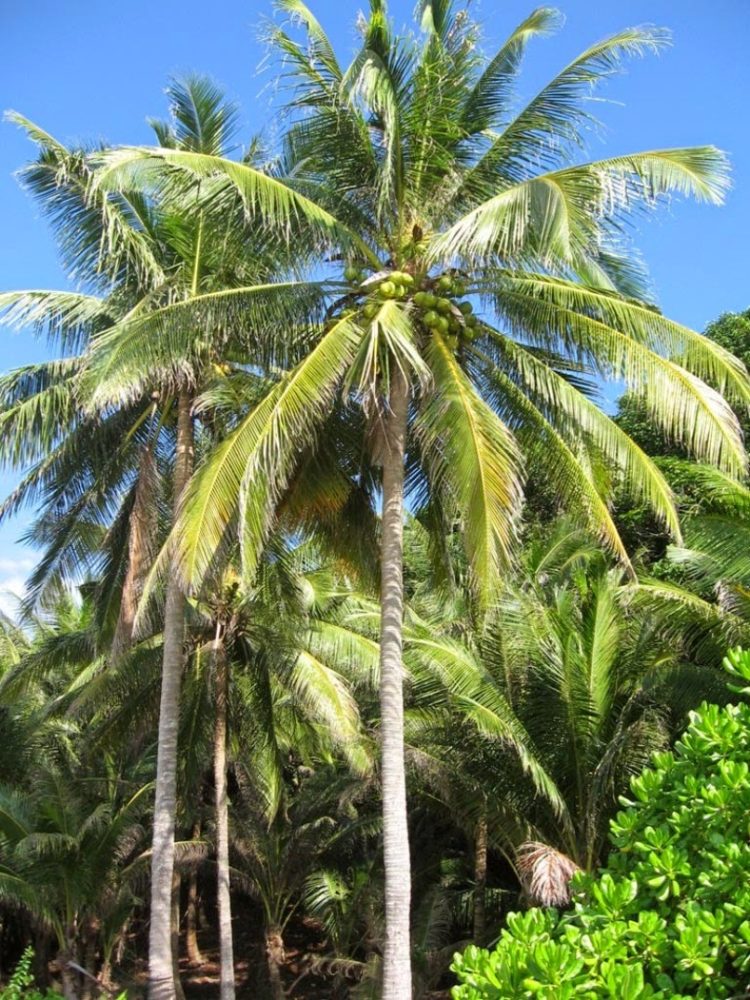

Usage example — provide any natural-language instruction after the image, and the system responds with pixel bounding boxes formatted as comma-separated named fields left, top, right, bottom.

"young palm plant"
left=69, top=3, right=749, bottom=994
left=406, top=518, right=741, bottom=910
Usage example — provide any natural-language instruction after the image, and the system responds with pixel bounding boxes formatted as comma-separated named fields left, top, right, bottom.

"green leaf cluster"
left=0, top=947, right=128, bottom=999
left=452, top=666, right=750, bottom=997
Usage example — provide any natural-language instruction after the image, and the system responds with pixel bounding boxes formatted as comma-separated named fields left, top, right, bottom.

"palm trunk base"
left=264, top=927, right=286, bottom=1000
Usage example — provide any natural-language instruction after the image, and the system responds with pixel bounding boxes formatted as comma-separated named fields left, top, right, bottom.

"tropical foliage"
left=452, top=650, right=750, bottom=999
left=0, top=1, right=748, bottom=998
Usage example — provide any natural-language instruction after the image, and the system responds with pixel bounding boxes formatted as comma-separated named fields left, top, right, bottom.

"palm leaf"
left=416, top=331, right=523, bottom=605
left=172, top=314, right=364, bottom=590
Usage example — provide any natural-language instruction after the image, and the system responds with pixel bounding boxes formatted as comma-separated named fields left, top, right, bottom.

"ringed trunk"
left=378, top=370, right=412, bottom=999
left=213, top=623, right=236, bottom=1000
left=147, top=390, right=194, bottom=1000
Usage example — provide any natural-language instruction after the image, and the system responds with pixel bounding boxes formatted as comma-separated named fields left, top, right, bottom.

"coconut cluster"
left=344, top=266, right=478, bottom=349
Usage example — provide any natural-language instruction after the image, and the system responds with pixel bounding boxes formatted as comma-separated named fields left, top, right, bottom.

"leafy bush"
left=1, top=948, right=58, bottom=1000
left=452, top=650, right=750, bottom=998
left=0, top=947, right=127, bottom=999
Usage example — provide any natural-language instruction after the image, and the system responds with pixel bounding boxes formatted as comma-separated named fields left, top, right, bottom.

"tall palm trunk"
left=171, top=872, right=186, bottom=1000
left=378, top=370, right=412, bottom=999
left=473, top=812, right=488, bottom=944
left=148, top=391, right=194, bottom=1000
left=213, top=621, right=235, bottom=1000
left=58, top=942, right=78, bottom=1000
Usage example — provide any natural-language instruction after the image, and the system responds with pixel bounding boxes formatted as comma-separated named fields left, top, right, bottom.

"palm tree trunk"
left=58, top=949, right=78, bottom=1000
left=113, top=446, right=156, bottom=655
left=378, top=370, right=412, bottom=1000
left=185, top=823, right=204, bottom=968
left=148, top=390, right=194, bottom=1000
left=264, top=926, right=286, bottom=1000
left=473, top=812, right=488, bottom=944
left=213, top=622, right=235, bottom=1000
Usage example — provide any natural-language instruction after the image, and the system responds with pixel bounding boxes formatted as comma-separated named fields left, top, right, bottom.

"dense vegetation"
left=0, top=1, right=748, bottom=998
left=452, top=648, right=750, bottom=999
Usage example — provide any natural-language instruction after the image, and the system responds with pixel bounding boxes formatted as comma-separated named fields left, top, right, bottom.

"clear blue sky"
left=1, top=0, right=748, bottom=605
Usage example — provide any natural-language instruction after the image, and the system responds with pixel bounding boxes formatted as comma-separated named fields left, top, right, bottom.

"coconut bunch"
left=343, top=263, right=479, bottom=352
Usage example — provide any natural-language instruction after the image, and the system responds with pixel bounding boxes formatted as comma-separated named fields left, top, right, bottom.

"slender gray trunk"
left=378, top=370, right=412, bottom=999
left=213, top=622, right=235, bottom=1000
left=148, top=391, right=194, bottom=1000
left=473, top=812, right=488, bottom=944
left=58, top=949, right=78, bottom=1000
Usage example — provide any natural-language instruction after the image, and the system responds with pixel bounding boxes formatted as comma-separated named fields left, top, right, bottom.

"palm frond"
left=434, top=149, right=729, bottom=265
left=460, top=7, right=563, bottom=135
left=172, top=314, right=363, bottom=589
left=416, top=332, right=523, bottom=604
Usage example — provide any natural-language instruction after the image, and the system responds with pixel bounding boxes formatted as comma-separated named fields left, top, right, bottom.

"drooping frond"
left=404, top=622, right=570, bottom=826
left=92, top=146, right=377, bottom=263
left=172, top=314, right=364, bottom=590
left=348, top=299, right=429, bottom=396
left=5, top=112, right=165, bottom=288
left=489, top=296, right=747, bottom=476
left=83, top=281, right=329, bottom=408
left=480, top=362, right=634, bottom=572
left=290, top=651, right=370, bottom=774
left=516, top=841, right=579, bottom=906
left=482, top=331, right=681, bottom=539
left=416, top=332, right=524, bottom=605
left=485, top=272, right=749, bottom=408
left=0, top=290, right=110, bottom=353
left=0, top=359, right=79, bottom=469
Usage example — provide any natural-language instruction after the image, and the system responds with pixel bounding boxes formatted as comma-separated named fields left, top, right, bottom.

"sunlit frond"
left=83, top=280, right=329, bottom=407
left=0, top=290, right=110, bottom=353
left=416, top=332, right=523, bottom=604
left=172, top=314, right=364, bottom=590
left=460, top=25, right=671, bottom=195
left=482, top=332, right=681, bottom=539
left=92, top=146, right=376, bottom=263
left=434, top=149, right=729, bottom=265
left=460, top=7, right=563, bottom=135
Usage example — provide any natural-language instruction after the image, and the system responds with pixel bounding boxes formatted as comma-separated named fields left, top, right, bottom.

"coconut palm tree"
left=1, top=75, right=324, bottom=998
left=87, top=4, right=750, bottom=993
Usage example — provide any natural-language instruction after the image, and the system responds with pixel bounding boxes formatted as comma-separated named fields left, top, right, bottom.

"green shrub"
left=0, top=947, right=127, bottom=999
left=0, top=948, right=57, bottom=1000
left=452, top=650, right=750, bottom=998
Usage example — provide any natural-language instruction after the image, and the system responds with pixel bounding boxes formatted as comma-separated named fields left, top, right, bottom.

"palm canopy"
left=0, top=76, right=344, bottom=617
left=83, top=0, right=748, bottom=607
left=402, top=520, right=737, bottom=871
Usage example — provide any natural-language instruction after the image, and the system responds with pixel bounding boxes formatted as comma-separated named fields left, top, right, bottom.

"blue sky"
left=1, top=0, right=748, bottom=608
